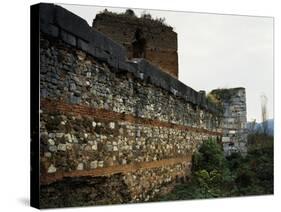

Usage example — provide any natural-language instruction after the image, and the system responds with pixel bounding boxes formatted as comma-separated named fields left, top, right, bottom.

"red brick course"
left=41, top=98, right=222, bottom=136
left=41, top=155, right=192, bottom=185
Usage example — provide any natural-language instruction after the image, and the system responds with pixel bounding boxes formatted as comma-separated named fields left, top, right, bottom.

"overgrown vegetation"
left=209, top=88, right=244, bottom=102
left=207, top=92, right=221, bottom=107
left=157, top=136, right=273, bottom=201
left=98, top=8, right=170, bottom=27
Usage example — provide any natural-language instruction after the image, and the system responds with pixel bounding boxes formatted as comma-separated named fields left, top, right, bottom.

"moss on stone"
left=210, top=87, right=245, bottom=102
left=96, top=9, right=172, bottom=28
left=207, top=92, right=221, bottom=107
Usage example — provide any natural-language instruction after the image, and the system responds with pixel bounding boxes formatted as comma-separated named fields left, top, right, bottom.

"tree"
left=157, top=136, right=273, bottom=201
left=125, top=9, right=135, bottom=17
left=248, top=119, right=256, bottom=134
left=141, top=11, right=152, bottom=19
left=260, top=95, right=268, bottom=135
left=192, top=139, right=227, bottom=172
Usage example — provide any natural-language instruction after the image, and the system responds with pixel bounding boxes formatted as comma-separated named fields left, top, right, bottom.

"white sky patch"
left=58, top=3, right=274, bottom=123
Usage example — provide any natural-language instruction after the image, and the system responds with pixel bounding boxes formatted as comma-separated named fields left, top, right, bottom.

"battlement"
left=39, top=3, right=219, bottom=113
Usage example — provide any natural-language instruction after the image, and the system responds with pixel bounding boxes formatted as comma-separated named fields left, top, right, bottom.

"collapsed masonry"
left=37, top=3, right=247, bottom=208
left=93, top=10, right=178, bottom=78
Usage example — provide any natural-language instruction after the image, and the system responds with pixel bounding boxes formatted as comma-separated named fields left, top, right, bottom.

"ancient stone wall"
left=93, top=12, right=178, bottom=78
left=38, top=4, right=222, bottom=207
left=211, top=88, right=247, bottom=156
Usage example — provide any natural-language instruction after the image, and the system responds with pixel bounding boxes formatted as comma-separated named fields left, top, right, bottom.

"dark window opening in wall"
left=132, top=28, right=146, bottom=58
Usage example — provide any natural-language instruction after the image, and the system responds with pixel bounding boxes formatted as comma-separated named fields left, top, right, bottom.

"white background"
left=0, top=0, right=279, bottom=211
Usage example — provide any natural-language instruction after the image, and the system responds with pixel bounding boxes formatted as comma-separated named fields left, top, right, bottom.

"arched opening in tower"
left=132, top=28, right=146, bottom=58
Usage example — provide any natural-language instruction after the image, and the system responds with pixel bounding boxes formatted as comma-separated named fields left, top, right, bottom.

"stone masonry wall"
left=211, top=88, right=247, bottom=156
left=38, top=4, right=223, bottom=207
left=93, top=12, right=178, bottom=78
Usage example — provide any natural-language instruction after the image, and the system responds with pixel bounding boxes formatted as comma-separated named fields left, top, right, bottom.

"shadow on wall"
left=132, top=28, right=146, bottom=58
left=40, top=174, right=131, bottom=208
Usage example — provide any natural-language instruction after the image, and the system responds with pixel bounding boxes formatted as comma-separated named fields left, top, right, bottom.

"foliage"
left=210, top=89, right=233, bottom=101
left=260, top=95, right=268, bottom=134
left=141, top=11, right=152, bottom=19
left=125, top=9, right=136, bottom=17
left=248, top=119, right=257, bottom=134
left=98, top=9, right=171, bottom=28
left=192, top=139, right=226, bottom=172
left=206, top=92, right=224, bottom=114
left=157, top=136, right=273, bottom=201
left=207, top=93, right=221, bottom=107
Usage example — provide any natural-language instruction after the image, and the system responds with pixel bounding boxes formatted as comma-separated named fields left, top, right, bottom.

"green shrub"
left=156, top=135, right=273, bottom=201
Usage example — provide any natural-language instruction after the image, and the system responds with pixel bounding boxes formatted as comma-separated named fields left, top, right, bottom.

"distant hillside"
left=247, top=119, right=274, bottom=136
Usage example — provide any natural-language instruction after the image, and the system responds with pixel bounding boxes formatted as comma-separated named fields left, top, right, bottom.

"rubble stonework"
left=37, top=3, right=246, bottom=207
left=39, top=34, right=221, bottom=206
left=211, top=88, right=248, bottom=156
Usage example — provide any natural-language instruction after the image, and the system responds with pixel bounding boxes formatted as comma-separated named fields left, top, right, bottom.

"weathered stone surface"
left=90, top=160, right=98, bottom=169
left=57, top=143, right=66, bottom=151
left=48, top=145, right=57, bottom=152
left=91, top=142, right=98, bottom=151
left=37, top=3, right=241, bottom=207
left=44, top=152, right=52, bottom=158
left=222, top=137, right=230, bottom=142
left=211, top=88, right=247, bottom=156
left=47, top=164, right=57, bottom=173
left=77, top=163, right=84, bottom=171
left=70, top=95, right=81, bottom=104
left=109, top=122, right=115, bottom=129
left=48, top=138, right=55, bottom=145
left=56, top=133, right=64, bottom=138
left=93, top=11, right=178, bottom=78
left=69, top=83, right=77, bottom=91
left=40, top=175, right=131, bottom=208
left=98, top=161, right=104, bottom=168
left=64, top=133, right=72, bottom=143
left=61, top=30, right=76, bottom=46
left=39, top=3, right=220, bottom=114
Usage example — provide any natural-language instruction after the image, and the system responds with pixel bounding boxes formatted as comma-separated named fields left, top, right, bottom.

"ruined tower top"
left=92, top=9, right=178, bottom=78
left=210, top=87, right=247, bottom=156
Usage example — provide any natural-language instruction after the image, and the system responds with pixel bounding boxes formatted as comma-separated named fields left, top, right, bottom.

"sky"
left=58, top=3, right=274, bottom=123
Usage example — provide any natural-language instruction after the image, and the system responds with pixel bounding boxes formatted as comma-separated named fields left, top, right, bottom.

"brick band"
left=40, top=156, right=192, bottom=185
left=40, top=98, right=222, bottom=136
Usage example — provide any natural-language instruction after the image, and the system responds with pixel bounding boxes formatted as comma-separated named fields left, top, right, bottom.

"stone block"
left=48, top=138, right=55, bottom=145
left=98, top=161, right=104, bottom=168
left=40, top=23, right=59, bottom=37
left=48, top=145, right=57, bottom=152
left=70, top=95, right=81, bottom=104
left=39, top=3, right=55, bottom=24
left=61, top=30, right=76, bottom=47
left=47, top=164, right=57, bottom=173
left=109, top=122, right=115, bottom=129
left=77, top=38, right=89, bottom=52
left=57, top=143, right=66, bottom=151
left=90, top=161, right=98, bottom=169
left=77, top=163, right=84, bottom=171
left=92, top=143, right=98, bottom=151
left=54, top=4, right=91, bottom=41
left=222, top=137, right=230, bottom=142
